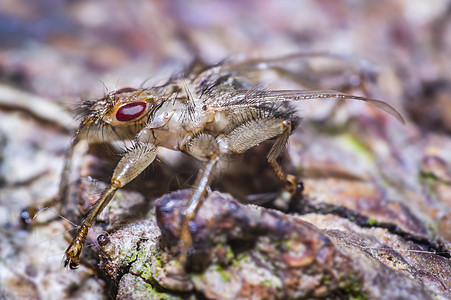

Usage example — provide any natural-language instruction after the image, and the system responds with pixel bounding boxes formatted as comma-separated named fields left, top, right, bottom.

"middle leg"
left=179, top=133, right=221, bottom=261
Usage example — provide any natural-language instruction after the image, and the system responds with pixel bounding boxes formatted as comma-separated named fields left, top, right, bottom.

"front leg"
left=65, top=142, right=157, bottom=269
left=21, top=135, right=79, bottom=225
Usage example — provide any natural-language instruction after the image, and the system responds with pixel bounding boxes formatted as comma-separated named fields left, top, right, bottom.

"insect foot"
left=64, top=224, right=89, bottom=269
left=285, top=174, right=302, bottom=196
left=20, top=197, right=60, bottom=226
left=64, top=181, right=121, bottom=269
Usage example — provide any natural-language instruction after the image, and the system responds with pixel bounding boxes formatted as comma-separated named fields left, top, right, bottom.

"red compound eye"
left=116, top=102, right=147, bottom=121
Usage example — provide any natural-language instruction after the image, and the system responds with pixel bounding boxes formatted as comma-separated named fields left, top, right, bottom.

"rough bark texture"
left=1, top=1, right=451, bottom=299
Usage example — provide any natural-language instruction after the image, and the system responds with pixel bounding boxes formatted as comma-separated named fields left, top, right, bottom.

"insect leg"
left=224, top=116, right=301, bottom=195
left=178, top=134, right=220, bottom=260
left=64, top=142, right=157, bottom=269
left=266, top=120, right=300, bottom=196
left=179, top=157, right=219, bottom=256
left=21, top=135, right=80, bottom=225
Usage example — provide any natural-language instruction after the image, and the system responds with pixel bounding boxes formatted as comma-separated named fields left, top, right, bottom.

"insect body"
left=29, top=55, right=404, bottom=269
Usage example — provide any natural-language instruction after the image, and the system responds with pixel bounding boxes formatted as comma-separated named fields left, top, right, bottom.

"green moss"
left=140, top=260, right=154, bottom=282
left=283, top=239, right=292, bottom=247
left=272, top=240, right=281, bottom=247
left=226, top=246, right=234, bottom=261
left=190, top=272, right=206, bottom=282
left=215, top=264, right=230, bottom=282
left=260, top=278, right=281, bottom=289
left=290, top=232, right=300, bottom=240
left=123, top=248, right=138, bottom=264
left=418, top=173, right=442, bottom=203
left=344, top=281, right=366, bottom=300
left=339, top=134, right=373, bottom=160
left=124, top=241, right=151, bottom=269
left=335, top=272, right=366, bottom=300
left=153, top=252, right=162, bottom=267
left=348, top=296, right=366, bottom=300
left=260, top=279, right=272, bottom=287
left=232, top=253, right=250, bottom=267
left=141, top=280, right=167, bottom=299
left=419, top=169, right=451, bottom=185
left=137, top=280, right=183, bottom=300
left=419, top=172, right=439, bottom=183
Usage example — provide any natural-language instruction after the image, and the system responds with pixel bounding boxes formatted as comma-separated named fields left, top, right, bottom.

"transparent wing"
left=214, top=53, right=379, bottom=90
left=211, top=89, right=405, bottom=124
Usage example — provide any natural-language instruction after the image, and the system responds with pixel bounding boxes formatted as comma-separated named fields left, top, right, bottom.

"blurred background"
left=0, top=0, right=450, bottom=132
left=1, top=0, right=451, bottom=299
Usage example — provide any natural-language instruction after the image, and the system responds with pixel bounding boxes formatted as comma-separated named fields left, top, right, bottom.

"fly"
left=22, top=54, right=404, bottom=269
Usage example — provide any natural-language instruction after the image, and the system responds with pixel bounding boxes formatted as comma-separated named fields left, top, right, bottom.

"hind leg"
left=265, top=120, right=303, bottom=197
left=224, top=117, right=302, bottom=196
